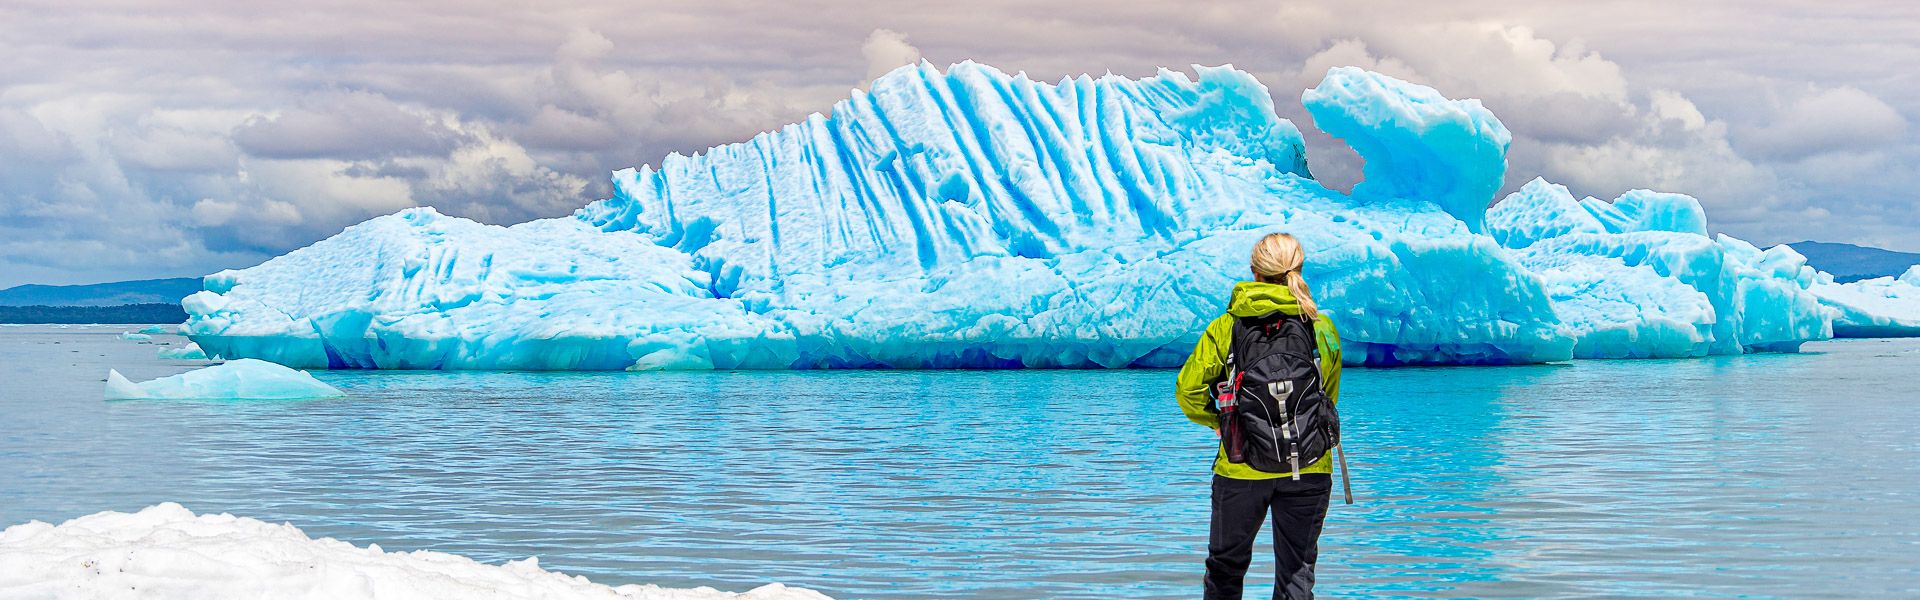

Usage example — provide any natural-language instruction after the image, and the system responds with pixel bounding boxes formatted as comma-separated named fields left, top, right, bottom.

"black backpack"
left=1213, top=312, right=1340, bottom=477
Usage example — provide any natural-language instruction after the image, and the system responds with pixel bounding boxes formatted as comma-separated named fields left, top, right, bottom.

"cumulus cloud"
left=862, top=29, right=922, bottom=84
left=1736, top=85, right=1909, bottom=160
left=0, top=0, right=1915, bottom=287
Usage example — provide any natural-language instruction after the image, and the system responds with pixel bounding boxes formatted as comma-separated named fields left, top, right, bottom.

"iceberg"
left=181, top=62, right=1840, bottom=369
left=1486, top=178, right=1831, bottom=358
left=184, top=63, right=1569, bottom=368
left=104, top=359, right=345, bottom=400
left=155, top=342, right=208, bottom=360
left=1813, top=266, right=1920, bottom=337
left=0, top=503, right=831, bottom=600
left=119, top=332, right=152, bottom=341
left=136, top=324, right=170, bottom=334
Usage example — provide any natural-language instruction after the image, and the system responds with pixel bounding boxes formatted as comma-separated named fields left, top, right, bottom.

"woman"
left=1176, top=232, right=1344, bottom=600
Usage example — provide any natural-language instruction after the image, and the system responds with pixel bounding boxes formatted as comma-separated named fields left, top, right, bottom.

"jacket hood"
left=1227, top=281, right=1306, bottom=317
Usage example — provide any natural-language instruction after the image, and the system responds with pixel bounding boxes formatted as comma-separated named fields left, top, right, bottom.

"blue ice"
left=178, top=62, right=1893, bottom=369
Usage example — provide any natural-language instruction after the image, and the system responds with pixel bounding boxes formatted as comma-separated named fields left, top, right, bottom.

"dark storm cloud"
left=0, top=0, right=1916, bottom=287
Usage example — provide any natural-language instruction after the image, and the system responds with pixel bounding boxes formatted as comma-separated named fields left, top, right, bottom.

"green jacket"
left=1176, top=282, right=1344, bottom=480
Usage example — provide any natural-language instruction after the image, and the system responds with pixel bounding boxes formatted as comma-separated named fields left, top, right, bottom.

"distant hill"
left=0, top=303, right=188, bottom=324
left=0, top=277, right=203, bottom=307
left=1779, top=241, right=1920, bottom=283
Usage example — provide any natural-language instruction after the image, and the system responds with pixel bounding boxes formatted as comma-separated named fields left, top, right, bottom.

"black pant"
left=1205, top=473, right=1331, bottom=600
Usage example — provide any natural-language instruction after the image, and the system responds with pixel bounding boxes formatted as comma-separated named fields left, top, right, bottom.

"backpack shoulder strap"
left=1226, top=315, right=1261, bottom=367
left=1223, top=316, right=1237, bottom=365
left=1298, top=312, right=1319, bottom=358
left=1223, top=316, right=1248, bottom=382
left=1218, top=316, right=1253, bottom=396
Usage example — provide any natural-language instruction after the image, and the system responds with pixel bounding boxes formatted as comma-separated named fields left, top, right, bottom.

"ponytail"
left=1283, top=269, right=1319, bottom=322
left=1249, top=233, right=1319, bottom=321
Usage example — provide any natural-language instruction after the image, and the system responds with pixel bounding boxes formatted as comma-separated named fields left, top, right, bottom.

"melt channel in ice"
left=0, top=503, right=831, bottom=600
left=180, top=62, right=1847, bottom=369
left=104, top=359, right=346, bottom=400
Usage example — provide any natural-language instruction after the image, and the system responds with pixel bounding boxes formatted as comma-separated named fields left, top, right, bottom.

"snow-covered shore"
left=0, top=503, right=831, bottom=600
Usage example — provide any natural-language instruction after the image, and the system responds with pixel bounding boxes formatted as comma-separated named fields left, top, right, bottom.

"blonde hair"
left=1250, top=233, right=1319, bottom=320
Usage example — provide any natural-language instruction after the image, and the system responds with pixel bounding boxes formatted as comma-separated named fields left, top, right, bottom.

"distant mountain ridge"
left=0, top=277, right=203, bottom=307
left=1780, top=241, right=1920, bottom=284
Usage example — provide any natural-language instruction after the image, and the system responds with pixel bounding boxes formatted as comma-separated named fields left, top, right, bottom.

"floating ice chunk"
left=1813, top=265, right=1920, bottom=337
left=136, top=324, right=169, bottom=334
left=0, top=503, right=833, bottom=600
left=104, top=359, right=345, bottom=400
left=1302, top=66, right=1511, bottom=233
left=119, top=332, right=151, bottom=341
left=156, top=342, right=208, bottom=360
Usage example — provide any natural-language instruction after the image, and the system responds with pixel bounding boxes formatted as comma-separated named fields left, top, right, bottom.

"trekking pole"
left=1335, top=444, right=1354, bottom=505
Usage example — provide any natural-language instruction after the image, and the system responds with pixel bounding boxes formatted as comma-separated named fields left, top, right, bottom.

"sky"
left=1, top=0, right=1915, bottom=288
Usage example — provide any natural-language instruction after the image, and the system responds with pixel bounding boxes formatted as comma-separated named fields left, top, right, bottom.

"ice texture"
left=1486, top=178, right=1830, bottom=357
left=1301, top=66, right=1511, bottom=233
left=1813, top=266, right=1920, bottom=337
left=156, top=342, right=208, bottom=360
left=0, top=503, right=831, bottom=600
left=181, top=62, right=1845, bottom=369
left=104, top=359, right=345, bottom=400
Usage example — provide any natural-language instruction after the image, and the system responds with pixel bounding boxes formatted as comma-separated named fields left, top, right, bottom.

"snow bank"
left=156, top=342, right=208, bottom=360
left=0, top=503, right=831, bottom=600
left=104, top=359, right=345, bottom=400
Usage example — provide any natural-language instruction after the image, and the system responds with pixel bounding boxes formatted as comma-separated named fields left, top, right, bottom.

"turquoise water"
left=3, top=325, right=1918, bottom=599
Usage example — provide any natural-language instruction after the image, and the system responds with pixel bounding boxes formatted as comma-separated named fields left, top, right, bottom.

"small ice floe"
left=136, top=324, right=170, bottom=334
left=119, top=332, right=152, bottom=341
left=155, top=342, right=208, bottom=360
left=104, top=359, right=345, bottom=401
left=0, top=503, right=832, bottom=599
